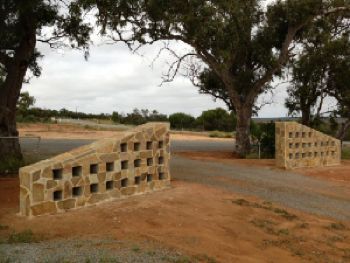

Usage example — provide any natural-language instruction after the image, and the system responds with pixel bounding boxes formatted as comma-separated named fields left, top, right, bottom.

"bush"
left=0, top=156, right=24, bottom=174
left=250, top=121, right=275, bottom=159
left=169, top=113, right=196, bottom=130
left=7, top=230, right=37, bottom=243
left=196, top=108, right=236, bottom=132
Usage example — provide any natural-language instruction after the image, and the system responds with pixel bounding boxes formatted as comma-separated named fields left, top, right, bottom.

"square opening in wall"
left=72, top=186, right=82, bottom=197
left=106, top=180, right=114, bottom=190
left=309, top=132, right=312, bottom=137
left=121, top=178, right=128, bottom=187
left=289, top=132, right=293, bottom=138
left=308, top=152, right=312, bottom=157
left=53, top=168, right=63, bottom=180
left=295, top=153, right=300, bottom=159
left=332, top=151, right=335, bottom=157
left=90, top=183, right=99, bottom=193
left=53, top=190, right=62, bottom=201
left=121, top=160, right=128, bottom=170
left=302, top=132, right=306, bottom=138
left=106, top=162, right=114, bottom=172
left=134, top=159, right=141, bottom=168
left=147, top=158, right=153, bottom=166
left=314, top=152, right=318, bottom=157
left=158, top=156, right=164, bottom=165
left=72, top=166, right=82, bottom=177
left=295, top=143, right=300, bottom=148
left=90, top=164, right=98, bottom=174
left=308, top=143, right=312, bottom=147
left=146, top=141, right=153, bottom=150
left=315, top=142, right=318, bottom=147
left=134, top=142, right=141, bottom=151
left=302, top=153, right=306, bottom=158
left=302, top=143, right=306, bottom=148
left=120, top=143, right=128, bottom=152
left=289, top=143, right=293, bottom=149
left=158, top=141, right=164, bottom=149
left=159, top=172, right=166, bottom=180
left=135, top=176, right=141, bottom=185
left=147, top=174, right=153, bottom=182
left=289, top=153, right=293, bottom=159
left=295, top=132, right=300, bottom=138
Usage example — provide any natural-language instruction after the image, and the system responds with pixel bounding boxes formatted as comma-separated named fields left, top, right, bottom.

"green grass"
left=208, top=131, right=233, bottom=139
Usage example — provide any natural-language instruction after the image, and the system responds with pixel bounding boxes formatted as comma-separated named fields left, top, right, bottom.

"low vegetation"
left=7, top=230, right=39, bottom=244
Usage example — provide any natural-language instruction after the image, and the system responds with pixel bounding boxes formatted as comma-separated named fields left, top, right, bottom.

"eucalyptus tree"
left=0, top=0, right=91, bottom=169
left=81, top=0, right=349, bottom=156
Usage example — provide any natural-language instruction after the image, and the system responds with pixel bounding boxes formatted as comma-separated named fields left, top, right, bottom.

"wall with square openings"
left=19, top=123, right=171, bottom=217
left=275, top=122, right=341, bottom=169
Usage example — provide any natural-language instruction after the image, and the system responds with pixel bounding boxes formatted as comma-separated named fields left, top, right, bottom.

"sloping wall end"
left=275, top=122, right=341, bottom=169
left=19, top=122, right=170, bottom=217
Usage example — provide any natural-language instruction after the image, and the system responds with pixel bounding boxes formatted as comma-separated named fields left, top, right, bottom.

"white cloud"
left=24, top=40, right=290, bottom=118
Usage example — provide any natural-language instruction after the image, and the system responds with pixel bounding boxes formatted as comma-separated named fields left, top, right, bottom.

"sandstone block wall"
left=19, top=123, right=171, bottom=217
left=275, top=122, right=341, bottom=169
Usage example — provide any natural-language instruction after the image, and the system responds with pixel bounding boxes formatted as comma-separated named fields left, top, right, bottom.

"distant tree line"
left=17, top=93, right=237, bottom=132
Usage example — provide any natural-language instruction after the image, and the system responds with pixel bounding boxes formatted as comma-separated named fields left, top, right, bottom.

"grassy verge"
left=208, top=131, right=234, bottom=139
left=342, top=146, right=350, bottom=160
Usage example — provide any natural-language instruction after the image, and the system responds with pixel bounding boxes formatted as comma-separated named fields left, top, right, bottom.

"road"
left=21, top=138, right=350, bottom=220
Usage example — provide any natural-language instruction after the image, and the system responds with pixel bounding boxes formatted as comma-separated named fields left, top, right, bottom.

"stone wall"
left=275, top=122, right=341, bottom=169
left=19, top=123, right=171, bottom=217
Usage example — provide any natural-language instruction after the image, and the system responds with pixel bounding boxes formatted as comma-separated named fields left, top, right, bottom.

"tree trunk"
left=301, top=106, right=311, bottom=126
left=235, top=106, right=253, bottom=158
left=0, top=21, right=36, bottom=172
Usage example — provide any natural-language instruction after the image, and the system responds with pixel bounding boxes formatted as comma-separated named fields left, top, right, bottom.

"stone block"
left=18, top=123, right=171, bottom=216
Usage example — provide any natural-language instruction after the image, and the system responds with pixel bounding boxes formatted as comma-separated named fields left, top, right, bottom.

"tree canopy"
left=80, top=0, right=350, bottom=156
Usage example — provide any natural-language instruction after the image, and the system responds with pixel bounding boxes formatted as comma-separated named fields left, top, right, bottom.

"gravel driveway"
left=21, top=138, right=350, bottom=220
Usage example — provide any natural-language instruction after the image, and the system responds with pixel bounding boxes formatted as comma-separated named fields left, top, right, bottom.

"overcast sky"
left=23, top=37, right=291, bottom=118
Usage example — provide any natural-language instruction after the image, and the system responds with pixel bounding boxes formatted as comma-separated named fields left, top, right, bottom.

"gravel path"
left=171, top=155, right=350, bottom=220
left=0, top=239, right=188, bottom=263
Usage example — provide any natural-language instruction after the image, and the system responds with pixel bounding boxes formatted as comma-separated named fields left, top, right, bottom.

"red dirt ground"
left=0, top=178, right=349, bottom=262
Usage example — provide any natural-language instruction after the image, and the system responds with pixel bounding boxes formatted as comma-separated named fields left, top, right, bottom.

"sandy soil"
left=18, top=123, right=122, bottom=140
left=0, top=178, right=349, bottom=262
left=18, top=123, right=225, bottom=141
left=176, top=151, right=350, bottom=183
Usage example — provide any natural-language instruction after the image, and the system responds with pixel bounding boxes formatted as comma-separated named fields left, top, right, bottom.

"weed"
left=99, top=257, right=120, bottom=263
left=146, top=250, right=156, bottom=256
left=327, top=223, right=346, bottom=231
left=298, top=222, right=309, bottom=229
left=131, top=245, right=140, bottom=253
left=277, top=229, right=290, bottom=236
left=7, top=230, right=37, bottom=244
left=232, top=199, right=250, bottom=206
left=193, top=254, right=217, bottom=263
left=172, top=256, right=192, bottom=263
left=272, top=208, right=298, bottom=221
left=250, top=219, right=277, bottom=235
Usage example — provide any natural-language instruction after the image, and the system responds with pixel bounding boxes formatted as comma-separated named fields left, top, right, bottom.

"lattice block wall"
left=276, top=122, right=341, bottom=169
left=19, top=123, right=171, bottom=217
